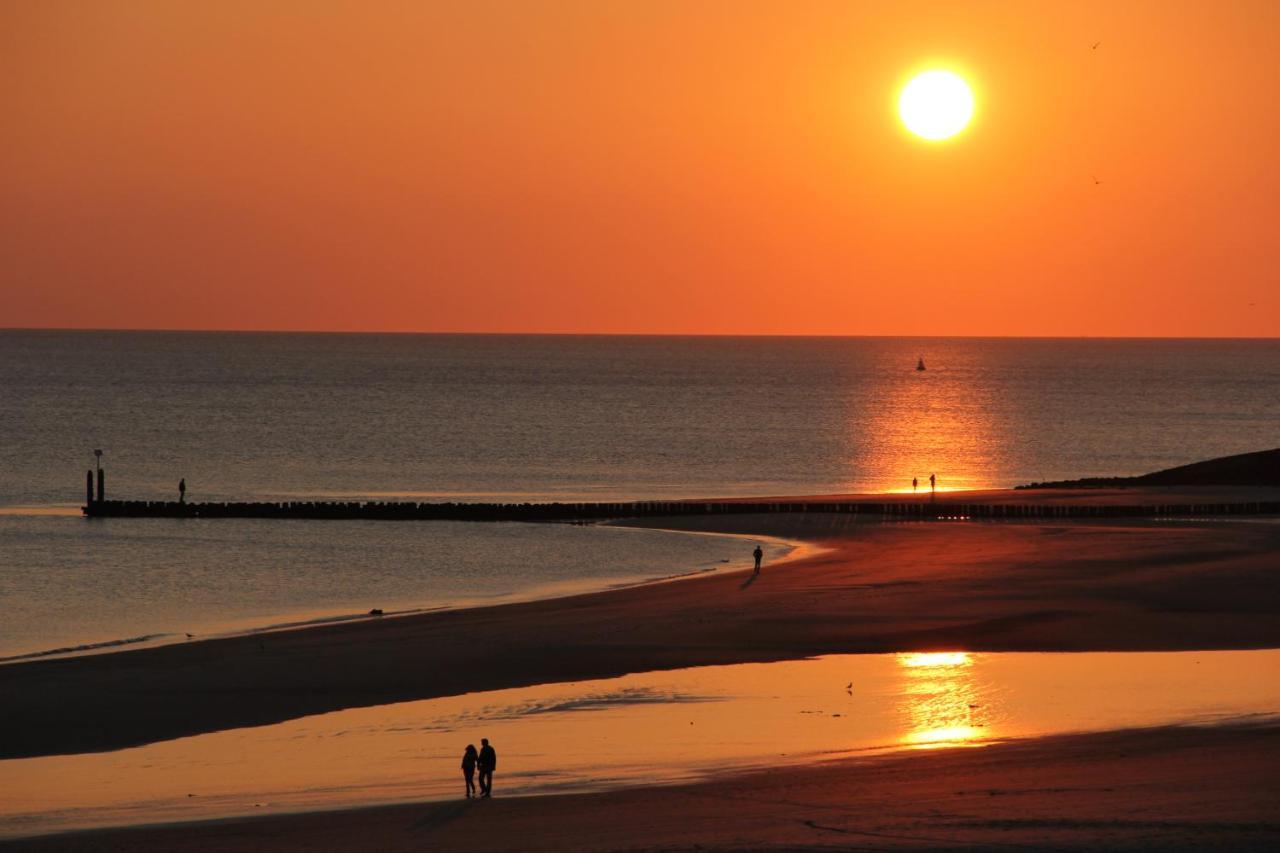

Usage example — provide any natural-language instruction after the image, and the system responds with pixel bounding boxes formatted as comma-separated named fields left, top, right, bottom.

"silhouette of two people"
left=467, top=738, right=495, bottom=798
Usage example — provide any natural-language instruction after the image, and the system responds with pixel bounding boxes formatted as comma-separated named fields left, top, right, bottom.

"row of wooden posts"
left=83, top=497, right=1280, bottom=521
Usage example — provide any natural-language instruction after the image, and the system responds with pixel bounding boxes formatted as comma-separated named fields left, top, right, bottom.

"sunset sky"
left=3, top=0, right=1278, bottom=336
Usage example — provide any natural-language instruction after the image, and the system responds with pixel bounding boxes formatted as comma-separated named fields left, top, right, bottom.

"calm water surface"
left=2, top=332, right=1277, bottom=657
left=0, top=518, right=790, bottom=660
left=6, top=332, right=1279, bottom=504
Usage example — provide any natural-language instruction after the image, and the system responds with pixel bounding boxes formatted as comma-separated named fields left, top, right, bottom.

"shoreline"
left=4, top=487, right=1280, bottom=758
left=5, top=484, right=1280, bottom=849
left=0, top=524, right=806, bottom=666
left=7, top=482, right=1277, bottom=665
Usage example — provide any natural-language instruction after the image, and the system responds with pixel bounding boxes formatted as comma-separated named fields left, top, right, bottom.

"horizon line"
left=2, top=326, right=1278, bottom=341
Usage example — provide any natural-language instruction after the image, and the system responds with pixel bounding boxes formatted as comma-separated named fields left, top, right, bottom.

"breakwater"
left=82, top=498, right=1280, bottom=521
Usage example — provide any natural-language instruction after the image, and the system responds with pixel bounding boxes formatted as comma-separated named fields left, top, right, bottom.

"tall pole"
left=94, top=449, right=104, bottom=503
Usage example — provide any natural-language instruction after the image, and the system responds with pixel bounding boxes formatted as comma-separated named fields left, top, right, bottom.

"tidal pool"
left=2, top=648, right=1278, bottom=837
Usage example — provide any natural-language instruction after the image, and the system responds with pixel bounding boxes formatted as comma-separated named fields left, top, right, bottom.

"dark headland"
left=1018, top=447, right=1280, bottom=489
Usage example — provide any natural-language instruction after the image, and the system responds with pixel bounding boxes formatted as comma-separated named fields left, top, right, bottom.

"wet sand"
left=4, top=499, right=1280, bottom=758
left=7, top=721, right=1278, bottom=851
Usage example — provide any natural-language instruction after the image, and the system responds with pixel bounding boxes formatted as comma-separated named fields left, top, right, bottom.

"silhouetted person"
left=461, top=744, right=478, bottom=798
left=178, top=478, right=186, bottom=503
left=929, top=473, right=936, bottom=495
left=753, top=545, right=763, bottom=574
left=912, top=477, right=918, bottom=492
left=478, top=738, right=496, bottom=797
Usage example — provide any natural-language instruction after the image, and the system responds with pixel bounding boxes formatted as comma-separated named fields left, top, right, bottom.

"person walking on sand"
left=461, top=744, right=478, bottom=798
left=753, top=544, right=763, bottom=574
left=178, top=478, right=186, bottom=503
left=477, top=738, right=497, bottom=797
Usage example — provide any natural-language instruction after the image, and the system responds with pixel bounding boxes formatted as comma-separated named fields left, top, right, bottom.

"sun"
left=898, top=70, right=974, bottom=141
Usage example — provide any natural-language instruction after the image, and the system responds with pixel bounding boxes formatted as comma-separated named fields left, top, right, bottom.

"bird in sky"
left=1092, top=175, right=1102, bottom=185
left=1092, top=41, right=1101, bottom=50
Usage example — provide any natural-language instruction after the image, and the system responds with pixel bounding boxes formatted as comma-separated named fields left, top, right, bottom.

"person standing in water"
left=912, top=477, right=918, bottom=492
left=929, top=473, right=936, bottom=495
left=178, top=478, right=186, bottom=503
left=477, top=738, right=497, bottom=797
left=753, top=544, right=763, bottom=574
left=461, top=744, right=478, bottom=798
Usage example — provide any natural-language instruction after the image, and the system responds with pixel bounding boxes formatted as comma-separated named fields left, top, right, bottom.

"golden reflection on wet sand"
left=2, top=650, right=1278, bottom=838
left=897, top=652, right=990, bottom=747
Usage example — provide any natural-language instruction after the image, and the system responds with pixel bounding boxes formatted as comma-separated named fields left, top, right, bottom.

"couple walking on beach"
left=461, top=738, right=497, bottom=798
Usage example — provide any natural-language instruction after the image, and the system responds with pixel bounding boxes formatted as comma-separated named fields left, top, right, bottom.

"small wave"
left=416, top=686, right=725, bottom=732
left=242, top=607, right=438, bottom=635
left=0, top=633, right=173, bottom=664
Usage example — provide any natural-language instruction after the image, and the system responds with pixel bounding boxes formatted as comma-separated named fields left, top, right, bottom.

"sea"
left=2, top=331, right=1278, bottom=660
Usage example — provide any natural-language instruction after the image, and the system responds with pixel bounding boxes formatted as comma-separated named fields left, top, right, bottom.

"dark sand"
left=7, top=722, right=1278, bottom=852
left=4, top=505, right=1280, bottom=758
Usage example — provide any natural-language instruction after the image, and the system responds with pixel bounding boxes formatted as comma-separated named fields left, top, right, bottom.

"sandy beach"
left=4, top=493, right=1280, bottom=759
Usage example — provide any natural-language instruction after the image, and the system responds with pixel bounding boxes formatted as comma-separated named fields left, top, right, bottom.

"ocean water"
left=0, top=515, right=782, bottom=661
left=2, top=331, right=1278, bottom=657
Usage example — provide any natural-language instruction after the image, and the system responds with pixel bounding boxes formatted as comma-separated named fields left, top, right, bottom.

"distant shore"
left=4, top=484, right=1280, bottom=759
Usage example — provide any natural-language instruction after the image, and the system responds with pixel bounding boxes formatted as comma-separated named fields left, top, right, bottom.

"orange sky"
left=3, top=0, right=1278, bottom=336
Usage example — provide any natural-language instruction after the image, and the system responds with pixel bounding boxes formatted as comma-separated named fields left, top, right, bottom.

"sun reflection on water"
left=901, top=652, right=972, bottom=668
left=897, top=652, right=991, bottom=747
left=845, top=348, right=1007, bottom=493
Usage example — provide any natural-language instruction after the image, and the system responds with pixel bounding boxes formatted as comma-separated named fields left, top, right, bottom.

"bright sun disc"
left=899, top=70, right=974, bottom=140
